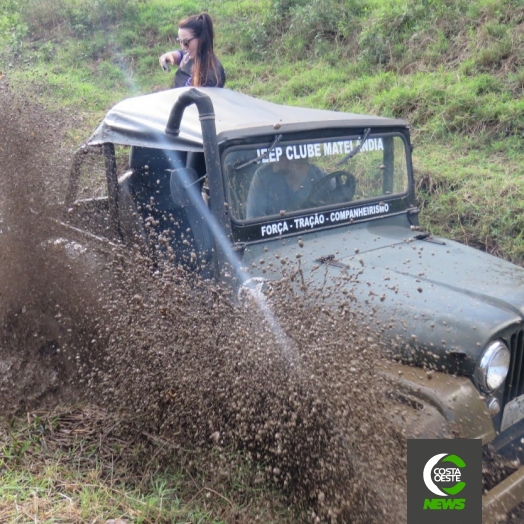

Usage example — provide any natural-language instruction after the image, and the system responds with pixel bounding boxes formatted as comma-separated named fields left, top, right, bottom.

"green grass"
left=414, top=139, right=524, bottom=261
left=0, top=0, right=523, bottom=265
left=0, top=466, right=206, bottom=524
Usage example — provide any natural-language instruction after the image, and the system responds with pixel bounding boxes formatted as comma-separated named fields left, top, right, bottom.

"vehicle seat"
left=169, top=167, right=213, bottom=264
left=126, top=146, right=201, bottom=265
left=128, top=146, right=186, bottom=210
left=186, top=151, right=207, bottom=177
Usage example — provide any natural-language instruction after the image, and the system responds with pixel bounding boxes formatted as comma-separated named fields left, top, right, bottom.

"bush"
left=358, top=0, right=470, bottom=68
left=223, top=0, right=365, bottom=59
left=18, top=0, right=141, bottom=38
left=281, top=0, right=364, bottom=56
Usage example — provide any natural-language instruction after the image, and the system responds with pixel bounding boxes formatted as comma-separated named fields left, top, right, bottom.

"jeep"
left=64, top=87, right=524, bottom=521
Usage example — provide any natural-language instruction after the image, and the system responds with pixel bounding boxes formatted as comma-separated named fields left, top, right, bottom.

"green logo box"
left=407, top=439, right=482, bottom=523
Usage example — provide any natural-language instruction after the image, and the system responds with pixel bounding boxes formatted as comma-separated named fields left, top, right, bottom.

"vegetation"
left=0, top=407, right=294, bottom=523
left=0, top=0, right=523, bottom=261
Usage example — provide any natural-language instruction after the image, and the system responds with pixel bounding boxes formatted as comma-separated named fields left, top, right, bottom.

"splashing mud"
left=0, top=85, right=408, bottom=522
left=91, top=268, right=408, bottom=522
left=0, top=85, right=101, bottom=412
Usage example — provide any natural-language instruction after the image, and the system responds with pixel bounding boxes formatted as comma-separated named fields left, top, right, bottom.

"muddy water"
left=0, top=86, right=407, bottom=522
left=0, top=85, right=100, bottom=412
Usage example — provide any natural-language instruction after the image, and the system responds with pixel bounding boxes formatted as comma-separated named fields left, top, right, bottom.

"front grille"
left=503, top=329, right=524, bottom=405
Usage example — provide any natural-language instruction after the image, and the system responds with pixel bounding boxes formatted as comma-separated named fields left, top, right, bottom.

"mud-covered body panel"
left=240, top=213, right=524, bottom=375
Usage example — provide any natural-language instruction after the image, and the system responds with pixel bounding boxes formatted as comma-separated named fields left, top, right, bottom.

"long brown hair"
left=178, top=13, right=220, bottom=87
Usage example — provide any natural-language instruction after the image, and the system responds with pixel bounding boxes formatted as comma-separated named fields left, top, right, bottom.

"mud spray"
left=0, top=86, right=407, bottom=522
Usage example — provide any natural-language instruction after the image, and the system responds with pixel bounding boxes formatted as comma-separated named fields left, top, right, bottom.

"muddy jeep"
left=65, top=87, right=524, bottom=520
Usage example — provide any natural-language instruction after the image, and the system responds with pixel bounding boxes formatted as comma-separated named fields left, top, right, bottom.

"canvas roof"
left=87, top=87, right=408, bottom=151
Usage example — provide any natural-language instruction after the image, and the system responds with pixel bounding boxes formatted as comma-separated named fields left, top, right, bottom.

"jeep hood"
left=240, top=214, right=524, bottom=374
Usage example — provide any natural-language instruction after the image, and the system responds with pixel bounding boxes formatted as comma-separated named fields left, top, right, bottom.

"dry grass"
left=0, top=406, right=295, bottom=524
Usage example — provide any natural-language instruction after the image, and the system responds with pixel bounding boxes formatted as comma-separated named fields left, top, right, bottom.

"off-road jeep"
left=64, top=87, right=524, bottom=521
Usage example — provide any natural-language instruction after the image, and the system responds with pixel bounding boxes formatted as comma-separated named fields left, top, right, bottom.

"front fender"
left=377, top=360, right=496, bottom=442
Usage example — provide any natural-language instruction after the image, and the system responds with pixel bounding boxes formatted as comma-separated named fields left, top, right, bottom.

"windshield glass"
left=223, top=133, right=409, bottom=222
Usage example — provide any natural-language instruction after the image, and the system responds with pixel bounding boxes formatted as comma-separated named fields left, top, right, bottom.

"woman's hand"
left=159, top=51, right=180, bottom=68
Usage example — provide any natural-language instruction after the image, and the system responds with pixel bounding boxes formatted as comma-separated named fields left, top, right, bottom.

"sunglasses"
left=176, top=37, right=197, bottom=47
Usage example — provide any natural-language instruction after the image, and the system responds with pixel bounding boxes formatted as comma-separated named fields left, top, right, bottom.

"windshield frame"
left=221, top=128, right=415, bottom=243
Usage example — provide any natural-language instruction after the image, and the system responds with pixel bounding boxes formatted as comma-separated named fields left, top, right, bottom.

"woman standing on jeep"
left=159, top=13, right=226, bottom=88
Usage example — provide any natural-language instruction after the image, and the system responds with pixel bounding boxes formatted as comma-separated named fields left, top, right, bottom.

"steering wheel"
left=302, top=171, right=356, bottom=207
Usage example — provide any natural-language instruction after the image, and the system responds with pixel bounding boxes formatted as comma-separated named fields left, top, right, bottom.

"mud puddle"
left=0, top=85, right=407, bottom=522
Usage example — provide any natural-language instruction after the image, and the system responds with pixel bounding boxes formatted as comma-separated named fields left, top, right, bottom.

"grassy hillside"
left=1, top=0, right=523, bottom=262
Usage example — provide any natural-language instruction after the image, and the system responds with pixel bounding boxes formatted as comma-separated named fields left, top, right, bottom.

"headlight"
left=478, top=340, right=510, bottom=393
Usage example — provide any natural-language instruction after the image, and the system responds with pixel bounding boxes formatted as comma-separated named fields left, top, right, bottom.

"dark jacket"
left=173, top=51, right=226, bottom=88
